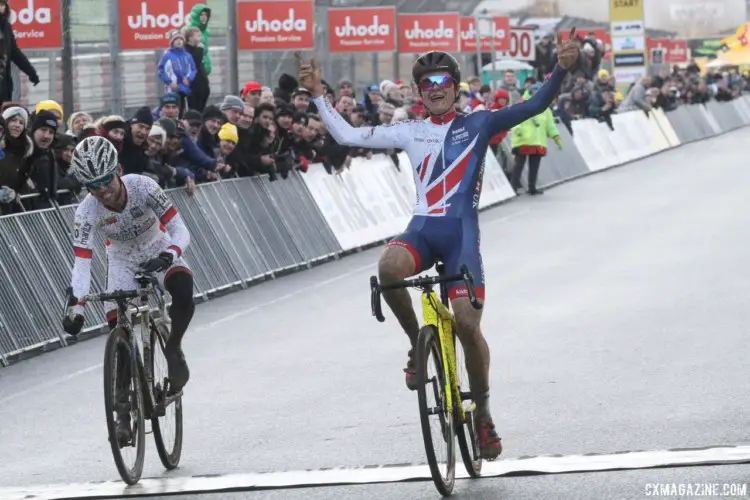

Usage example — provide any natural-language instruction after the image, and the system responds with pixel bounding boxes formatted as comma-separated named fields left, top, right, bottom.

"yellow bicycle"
left=370, top=262, right=483, bottom=496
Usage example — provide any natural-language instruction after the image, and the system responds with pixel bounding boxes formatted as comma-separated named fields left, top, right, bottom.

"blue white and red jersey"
left=313, top=65, right=566, bottom=220
left=313, top=64, right=567, bottom=299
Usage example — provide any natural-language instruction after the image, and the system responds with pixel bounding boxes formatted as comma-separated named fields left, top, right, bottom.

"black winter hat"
left=54, top=132, right=75, bottom=149
left=292, top=111, right=308, bottom=125
left=158, top=118, right=178, bottom=138
left=131, top=107, right=153, bottom=127
left=278, top=73, right=298, bottom=95
left=160, top=93, right=180, bottom=108
left=201, top=105, right=225, bottom=123
left=183, top=109, right=202, bottom=125
left=31, top=110, right=59, bottom=133
left=276, top=105, right=294, bottom=118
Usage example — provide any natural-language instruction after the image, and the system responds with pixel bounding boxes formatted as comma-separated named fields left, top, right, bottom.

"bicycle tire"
left=453, top=328, right=482, bottom=478
left=150, top=323, right=183, bottom=470
left=103, top=327, right=146, bottom=485
left=416, top=325, right=455, bottom=496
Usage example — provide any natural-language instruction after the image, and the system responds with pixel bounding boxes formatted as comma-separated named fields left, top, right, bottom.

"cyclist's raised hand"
left=295, top=52, right=325, bottom=98
left=557, top=27, right=581, bottom=71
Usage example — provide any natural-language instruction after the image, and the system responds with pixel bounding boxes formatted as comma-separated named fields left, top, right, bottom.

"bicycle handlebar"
left=63, top=271, right=161, bottom=316
left=370, top=264, right=482, bottom=323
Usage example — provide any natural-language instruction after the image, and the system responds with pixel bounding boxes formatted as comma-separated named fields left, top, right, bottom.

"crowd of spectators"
left=528, top=31, right=747, bottom=135
left=0, top=22, right=748, bottom=215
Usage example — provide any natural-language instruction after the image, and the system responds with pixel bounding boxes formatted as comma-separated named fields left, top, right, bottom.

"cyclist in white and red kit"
left=62, top=136, right=194, bottom=444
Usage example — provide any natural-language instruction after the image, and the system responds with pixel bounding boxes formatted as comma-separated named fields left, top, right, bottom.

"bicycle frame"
left=420, top=274, right=463, bottom=422
left=64, top=273, right=177, bottom=417
left=370, top=263, right=482, bottom=422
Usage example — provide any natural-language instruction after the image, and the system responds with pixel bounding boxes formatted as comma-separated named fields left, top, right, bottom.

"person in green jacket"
left=509, top=83, right=562, bottom=195
left=183, top=4, right=212, bottom=76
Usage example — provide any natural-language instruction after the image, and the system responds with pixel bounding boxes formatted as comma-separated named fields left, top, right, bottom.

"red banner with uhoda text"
left=397, top=12, right=460, bottom=54
left=328, top=7, right=397, bottom=53
left=119, top=0, right=202, bottom=51
left=10, top=0, right=62, bottom=50
left=237, top=0, right=314, bottom=51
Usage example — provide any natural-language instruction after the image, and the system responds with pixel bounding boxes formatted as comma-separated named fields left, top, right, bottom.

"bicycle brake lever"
left=370, top=276, right=385, bottom=322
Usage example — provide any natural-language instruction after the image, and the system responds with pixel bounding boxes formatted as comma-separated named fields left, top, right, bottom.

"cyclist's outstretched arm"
left=142, top=175, right=190, bottom=260
left=70, top=205, right=96, bottom=315
left=312, top=95, right=407, bottom=150
left=484, top=64, right=567, bottom=135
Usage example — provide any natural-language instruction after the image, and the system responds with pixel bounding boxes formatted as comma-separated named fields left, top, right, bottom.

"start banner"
left=119, top=0, right=201, bottom=51
left=397, top=12, right=460, bottom=54
left=328, top=7, right=396, bottom=53
left=237, top=0, right=315, bottom=51
left=10, top=0, right=62, bottom=50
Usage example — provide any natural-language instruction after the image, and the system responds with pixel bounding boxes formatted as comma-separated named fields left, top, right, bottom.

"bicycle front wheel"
left=103, top=327, right=146, bottom=485
left=150, top=323, right=183, bottom=470
left=416, top=325, right=456, bottom=496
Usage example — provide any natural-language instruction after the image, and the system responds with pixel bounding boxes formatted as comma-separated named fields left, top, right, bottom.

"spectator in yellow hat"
left=218, top=122, right=237, bottom=154
left=217, top=122, right=244, bottom=177
left=35, top=100, right=63, bottom=123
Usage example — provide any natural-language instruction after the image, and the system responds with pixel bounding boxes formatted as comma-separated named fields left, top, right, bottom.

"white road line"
left=2, top=445, right=749, bottom=499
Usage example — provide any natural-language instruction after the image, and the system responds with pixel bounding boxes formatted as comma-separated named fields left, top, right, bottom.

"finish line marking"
left=2, top=444, right=750, bottom=499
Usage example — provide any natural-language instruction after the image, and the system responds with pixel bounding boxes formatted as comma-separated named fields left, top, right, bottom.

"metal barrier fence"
left=0, top=172, right=341, bottom=366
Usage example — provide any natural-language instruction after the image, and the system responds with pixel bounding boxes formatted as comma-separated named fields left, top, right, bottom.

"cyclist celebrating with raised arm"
left=298, top=30, right=580, bottom=460
left=62, top=136, right=195, bottom=443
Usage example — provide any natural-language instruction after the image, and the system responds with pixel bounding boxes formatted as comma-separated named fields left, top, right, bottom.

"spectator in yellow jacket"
left=510, top=83, right=562, bottom=195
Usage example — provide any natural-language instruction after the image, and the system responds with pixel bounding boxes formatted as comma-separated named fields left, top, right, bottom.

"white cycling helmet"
left=70, top=136, right=119, bottom=184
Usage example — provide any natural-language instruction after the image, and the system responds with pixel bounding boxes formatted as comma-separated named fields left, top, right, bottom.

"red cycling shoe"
left=476, top=418, right=502, bottom=460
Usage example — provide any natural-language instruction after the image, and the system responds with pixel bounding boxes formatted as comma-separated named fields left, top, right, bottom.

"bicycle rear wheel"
left=416, top=325, right=455, bottom=496
left=453, top=328, right=482, bottom=477
left=103, top=327, right=146, bottom=485
left=150, top=322, right=183, bottom=470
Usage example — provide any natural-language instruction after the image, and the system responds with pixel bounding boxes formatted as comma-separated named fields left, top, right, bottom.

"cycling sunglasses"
left=86, top=172, right=116, bottom=190
left=418, top=75, right=456, bottom=92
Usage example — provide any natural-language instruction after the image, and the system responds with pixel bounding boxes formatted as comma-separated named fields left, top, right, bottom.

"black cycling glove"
left=139, top=251, right=174, bottom=273
left=63, top=314, right=84, bottom=336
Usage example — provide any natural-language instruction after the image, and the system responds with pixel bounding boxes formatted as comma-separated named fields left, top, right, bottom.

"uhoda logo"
left=404, top=20, right=454, bottom=40
left=127, top=1, right=190, bottom=29
left=335, top=15, right=390, bottom=37
left=245, top=8, right=307, bottom=33
left=460, top=21, right=506, bottom=41
left=9, top=0, right=52, bottom=25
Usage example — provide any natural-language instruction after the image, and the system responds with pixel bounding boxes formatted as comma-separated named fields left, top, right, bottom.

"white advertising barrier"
left=571, top=119, right=618, bottom=171
left=650, top=108, right=681, bottom=147
left=572, top=110, right=673, bottom=172
left=301, top=155, right=414, bottom=251
left=301, top=148, right=516, bottom=251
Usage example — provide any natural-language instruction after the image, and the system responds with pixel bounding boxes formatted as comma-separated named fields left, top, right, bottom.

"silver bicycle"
left=63, top=270, right=183, bottom=485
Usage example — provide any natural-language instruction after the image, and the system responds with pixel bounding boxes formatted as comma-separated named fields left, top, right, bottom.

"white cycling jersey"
left=70, top=174, right=191, bottom=316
